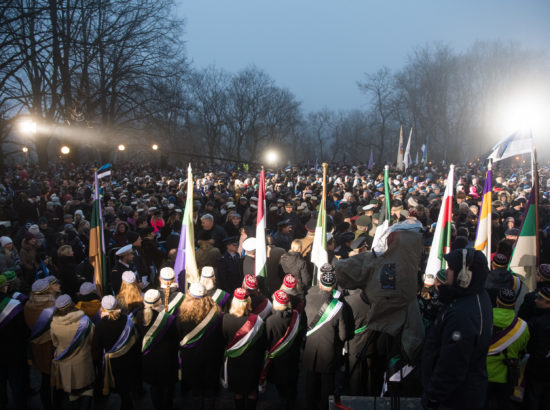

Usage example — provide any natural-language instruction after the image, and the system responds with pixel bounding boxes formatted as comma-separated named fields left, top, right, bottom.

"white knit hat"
left=201, top=266, right=215, bottom=279
left=160, top=267, right=175, bottom=281
left=55, top=294, right=72, bottom=309
left=189, top=282, right=206, bottom=298
left=122, top=271, right=136, bottom=284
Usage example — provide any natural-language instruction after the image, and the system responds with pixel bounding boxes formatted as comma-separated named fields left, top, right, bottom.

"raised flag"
left=255, top=168, right=267, bottom=279
left=474, top=163, right=493, bottom=263
left=422, top=134, right=429, bottom=164
left=424, top=164, right=455, bottom=286
left=89, top=164, right=110, bottom=296
left=384, top=165, right=391, bottom=222
left=311, top=163, right=328, bottom=285
left=415, top=151, right=419, bottom=165
left=509, top=148, right=539, bottom=289
left=488, top=129, right=533, bottom=163
left=403, top=127, right=412, bottom=170
left=368, top=148, right=374, bottom=170
left=174, top=164, right=199, bottom=289
left=396, top=125, right=404, bottom=171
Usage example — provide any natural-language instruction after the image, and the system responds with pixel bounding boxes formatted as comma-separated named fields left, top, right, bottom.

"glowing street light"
left=265, top=150, right=279, bottom=165
left=118, top=144, right=126, bottom=151
left=22, top=147, right=28, bottom=153
left=152, top=144, right=159, bottom=151
left=60, top=146, right=70, bottom=155
left=19, top=119, right=37, bottom=135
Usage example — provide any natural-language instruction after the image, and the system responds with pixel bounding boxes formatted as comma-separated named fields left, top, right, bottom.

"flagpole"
left=311, top=163, right=328, bottom=286
left=533, top=146, right=540, bottom=268
left=487, top=160, right=492, bottom=260
left=384, top=165, right=391, bottom=221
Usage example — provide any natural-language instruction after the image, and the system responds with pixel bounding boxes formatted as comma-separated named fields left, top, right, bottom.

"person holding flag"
left=310, top=163, right=328, bottom=286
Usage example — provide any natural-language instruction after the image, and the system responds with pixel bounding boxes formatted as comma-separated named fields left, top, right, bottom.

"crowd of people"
left=0, top=159, right=550, bottom=410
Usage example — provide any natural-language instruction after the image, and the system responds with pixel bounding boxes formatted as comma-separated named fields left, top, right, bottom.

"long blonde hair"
left=143, top=299, right=162, bottom=326
left=229, top=296, right=252, bottom=318
left=160, top=277, right=174, bottom=310
left=117, top=281, right=143, bottom=313
left=178, top=295, right=220, bottom=325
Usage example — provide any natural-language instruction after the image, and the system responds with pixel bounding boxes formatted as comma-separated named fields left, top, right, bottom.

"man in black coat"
left=273, top=220, right=292, bottom=252
left=280, top=239, right=312, bottom=296
left=198, top=214, right=227, bottom=253
left=217, top=236, right=243, bottom=294
left=110, top=245, right=136, bottom=294
left=302, top=264, right=351, bottom=410
left=518, top=264, right=550, bottom=321
left=421, top=249, right=492, bottom=410
left=485, top=253, right=514, bottom=306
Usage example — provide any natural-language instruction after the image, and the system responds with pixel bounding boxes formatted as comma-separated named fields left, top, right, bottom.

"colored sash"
left=332, top=289, right=342, bottom=299
left=103, top=316, right=137, bottom=395
left=11, top=292, right=28, bottom=303
left=142, top=311, right=175, bottom=355
left=166, top=292, right=185, bottom=315
left=30, top=306, right=56, bottom=343
left=258, top=310, right=300, bottom=390
left=180, top=306, right=221, bottom=348
left=253, top=298, right=272, bottom=320
left=221, top=314, right=265, bottom=388
left=354, top=325, right=367, bottom=335
left=212, top=288, right=230, bottom=307
left=0, top=296, right=23, bottom=329
left=488, top=317, right=528, bottom=356
left=306, top=298, right=343, bottom=337
left=54, top=315, right=92, bottom=361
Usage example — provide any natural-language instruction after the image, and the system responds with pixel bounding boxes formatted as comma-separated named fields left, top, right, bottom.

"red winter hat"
left=233, top=287, right=248, bottom=301
left=274, top=290, right=289, bottom=305
left=244, top=274, right=258, bottom=290
left=283, top=274, right=296, bottom=289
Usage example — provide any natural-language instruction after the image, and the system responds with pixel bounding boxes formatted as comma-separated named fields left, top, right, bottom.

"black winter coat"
left=265, top=309, right=301, bottom=386
left=525, top=308, right=550, bottom=383
left=280, top=252, right=311, bottom=296
left=217, top=251, right=243, bottom=294
left=222, top=314, right=267, bottom=393
left=302, top=287, right=350, bottom=373
left=421, top=290, right=492, bottom=410
left=134, top=309, right=179, bottom=385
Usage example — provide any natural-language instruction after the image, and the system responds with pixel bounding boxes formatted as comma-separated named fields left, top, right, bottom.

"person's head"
left=116, top=244, right=135, bottom=264
left=224, top=236, right=239, bottom=254
left=319, top=263, right=336, bottom=291
left=200, top=266, right=216, bottom=291
left=281, top=274, right=297, bottom=292
left=491, top=253, right=509, bottom=271
left=243, top=274, right=258, bottom=294
left=117, top=271, right=143, bottom=309
left=272, top=290, right=290, bottom=311
left=53, top=294, right=76, bottom=316
left=290, top=239, right=302, bottom=253
left=242, top=237, right=256, bottom=257
left=0, top=236, right=13, bottom=251
left=179, top=282, right=220, bottom=324
left=496, top=276, right=522, bottom=309
left=24, top=232, right=36, bottom=246
left=78, top=282, right=98, bottom=299
left=229, top=287, right=252, bottom=317
left=127, top=231, right=142, bottom=247
left=57, top=244, right=74, bottom=257
left=143, top=289, right=162, bottom=326
left=201, top=214, right=214, bottom=230
left=100, top=295, right=121, bottom=320
left=441, top=248, right=489, bottom=296
left=537, top=264, right=550, bottom=283
left=535, top=286, right=550, bottom=310
left=231, top=213, right=241, bottom=226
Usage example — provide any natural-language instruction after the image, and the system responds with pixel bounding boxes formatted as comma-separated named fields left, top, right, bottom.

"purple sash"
left=54, top=315, right=92, bottom=361
left=30, top=306, right=56, bottom=340
left=0, top=296, right=24, bottom=330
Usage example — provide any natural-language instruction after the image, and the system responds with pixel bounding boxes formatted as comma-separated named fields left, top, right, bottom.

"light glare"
left=60, top=146, right=70, bottom=155
left=266, top=150, right=278, bottom=164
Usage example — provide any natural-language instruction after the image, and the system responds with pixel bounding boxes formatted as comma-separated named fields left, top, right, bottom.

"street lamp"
left=22, top=147, right=28, bottom=153
left=19, top=119, right=37, bottom=135
left=152, top=144, right=158, bottom=151
left=118, top=144, right=126, bottom=151
left=265, top=150, right=279, bottom=165
left=22, top=146, right=29, bottom=166
left=60, top=146, right=70, bottom=155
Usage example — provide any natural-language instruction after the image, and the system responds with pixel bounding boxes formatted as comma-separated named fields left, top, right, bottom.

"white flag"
left=488, top=129, right=533, bottom=163
left=403, top=128, right=412, bottom=170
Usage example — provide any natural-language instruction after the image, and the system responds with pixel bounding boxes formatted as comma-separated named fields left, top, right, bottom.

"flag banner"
left=97, top=163, right=112, bottom=180
left=425, top=165, right=455, bottom=286
left=509, top=149, right=539, bottom=286
left=403, top=127, right=412, bottom=170
left=396, top=126, right=404, bottom=171
left=368, top=148, right=374, bottom=170
left=474, top=165, right=493, bottom=263
left=488, top=130, right=533, bottom=163
left=174, top=164, right=199, bottom=289
left=311, top=164, right=328, bottom=285
left=90, top=169, right=108, bottom=296
left=255, top=168, right=267, bottom=279
left=422, top=135, right=429, bottom=164
left=384, top=165, right=391, bottom=222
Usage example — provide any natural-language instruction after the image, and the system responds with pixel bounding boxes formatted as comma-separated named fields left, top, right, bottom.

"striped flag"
left=474, top=164, right=493, bottom=263
left=396, top=125, right=404, bottom=171
left=255, top=168, right=267, bottom=279
left=174, top=164, right=199, bottom=289
left=384, top=165, right=391, bottom=221
left=311, top=163, right=328, bottom=285
left=488, top=129, right=533, bottom=163
left=425, top=165, right=455, bottom=286
left=509, top=149, right=539, bottom=288
left=89, top=164, right=110, bottom=296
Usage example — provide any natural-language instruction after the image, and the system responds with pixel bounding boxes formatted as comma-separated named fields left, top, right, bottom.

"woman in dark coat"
left=222, top=287, right=267, bottom=410
left=177, top=283, right=224, bottom=410
left=55, top=245, right=81, bottom=300
left=134, top=289, right=178, bottom=410
left=94, top=295, right=141, bottom=410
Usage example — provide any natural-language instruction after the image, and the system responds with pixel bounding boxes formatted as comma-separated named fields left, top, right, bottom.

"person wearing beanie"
left=158, top=267, right=185, bottom=315
left=177, top=282, right=224, bottom=410
left=485, top=282, right=530, bottom=409
left=280, top=274, right=304, bottom=312
left=518, top=264, right=550, bottom=322
left=280, top=239, right=312, bottom=297
left=222, top=287, right=267, bottom=410
left=421, top=249, right=493, bottom=410
left=243, top=274, right=272, bottom=320
left=201, top=266, right=231, bottom=311
left=50, top=294, right=95, bottom=407
left=94, top=294, right=140, bottom=407
left=23, top=278, right=62, bottom=409
left=135, top=289, right=179, bottom=410
left=521, top=285, right=550, bottom=408
left=485, top=253, right=515, bottom=307
left=0, top=235, right=21, bottom=276
left=0, top=272, right=28, bottom=410
left=116, top=271, right=144, bottom=316
left=75, top=282, right=101, bottom=322
left=303, top=263, right=351, bottom=410
left=261, top=289, right=302, bottom=409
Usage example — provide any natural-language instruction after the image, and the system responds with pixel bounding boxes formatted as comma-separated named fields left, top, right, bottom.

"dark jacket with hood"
left=421, top=249, right=493, bottom=410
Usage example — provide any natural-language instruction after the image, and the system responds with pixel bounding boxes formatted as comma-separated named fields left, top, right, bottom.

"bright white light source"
left=118, top=144, right=126, bottom=151
left=152, top=144, right=158, bottom=151
left=266, top=150, right=278, bottom=165
left=60, top=146, right=70, bottom=155
left=497, top=93, right=548, bottom=137
left=22, top=147, right=28, bottom=153
left=19, top=119, right=37, bottom=135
